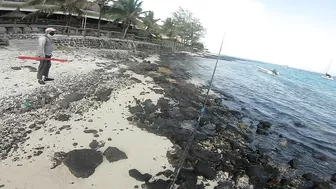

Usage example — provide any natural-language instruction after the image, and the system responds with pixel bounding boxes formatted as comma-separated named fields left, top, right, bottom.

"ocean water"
left=161, top=54, right=336, bottom=178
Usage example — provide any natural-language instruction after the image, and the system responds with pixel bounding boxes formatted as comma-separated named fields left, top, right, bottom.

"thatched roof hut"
left=0, top=7, right=27, bottom=33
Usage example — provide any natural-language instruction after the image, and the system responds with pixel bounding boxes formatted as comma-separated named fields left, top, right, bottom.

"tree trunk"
left=122, top=22, right=130, bottom=38
left=97, top=4, right=103, bottom=37
left=13, top=19, right=17, bottom=34
left=98, top=12, right=102, bottom=37
left=67, top=12, right=72, bottom=36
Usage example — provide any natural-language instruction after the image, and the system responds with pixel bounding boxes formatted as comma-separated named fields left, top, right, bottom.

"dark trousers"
left=37, top=55, right=51, bottom=80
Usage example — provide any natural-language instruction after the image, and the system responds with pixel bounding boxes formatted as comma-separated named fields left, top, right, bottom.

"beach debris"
left=288, top=158, right=299, bottom=169
left=23, top=102, right=31, bottom=108
left=62, top=149, right=103, bottom=178
left=129, top=169, right=152, bottom=182
left=103, top=147, right=127, bottom=163
left=279, top=140, right=288, bottom=147
left=238, top=122, right=248, bottom=131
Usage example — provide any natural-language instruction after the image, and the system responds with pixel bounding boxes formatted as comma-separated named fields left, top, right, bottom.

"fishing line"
left=167, top=33, right=226, bottom=189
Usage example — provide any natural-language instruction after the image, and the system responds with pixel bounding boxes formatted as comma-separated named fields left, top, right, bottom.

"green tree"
left=23, top=0, right=87, bottom=26
left=171, top=7, right=206, bottom=45
left=142, top=11, right=160, bottom=34
left=162, top=17, right=175, bottom=38
left=107, top=0, right=146, bottom=38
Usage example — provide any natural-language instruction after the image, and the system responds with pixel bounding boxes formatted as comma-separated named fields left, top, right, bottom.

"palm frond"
left=23, top=5, right=61, bottom=19
left=22, top=0, right=46, bottom=7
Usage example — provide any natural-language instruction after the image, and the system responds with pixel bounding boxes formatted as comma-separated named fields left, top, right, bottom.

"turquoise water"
left=163, top=55, right=336, bottom=178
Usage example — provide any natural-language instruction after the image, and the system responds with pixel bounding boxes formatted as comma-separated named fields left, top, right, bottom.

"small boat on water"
left=258, top=67, right=279, bottom=76
left=321, top=59, right=334, bottom=80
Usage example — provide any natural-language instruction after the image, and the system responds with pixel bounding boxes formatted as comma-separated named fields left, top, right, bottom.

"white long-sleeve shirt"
left=37, top=34, right=53, bottom=57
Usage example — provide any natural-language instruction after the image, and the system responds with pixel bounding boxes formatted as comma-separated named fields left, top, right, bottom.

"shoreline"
left=0, top=46, right=335, bottom=188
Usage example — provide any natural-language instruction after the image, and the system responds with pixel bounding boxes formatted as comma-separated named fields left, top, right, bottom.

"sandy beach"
left=0, top=46, right=176, bottom=189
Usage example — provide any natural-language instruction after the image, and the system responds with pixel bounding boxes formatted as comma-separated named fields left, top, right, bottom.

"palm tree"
left=23, top=0, right=87, bottom=27
left=162, top=17, right=175, bottom=39
left=95, top=0, right=113, bottom=31
left=106, top=0, right=146, bottom=38
left=142, top=11, right=160, bottom=33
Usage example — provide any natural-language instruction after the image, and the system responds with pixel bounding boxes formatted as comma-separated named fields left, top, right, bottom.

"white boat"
left=321, top=59, right=334, bottom=80
left=258, top=67, right=279, bottom=76
left=321, top=75, right=334, bottom=80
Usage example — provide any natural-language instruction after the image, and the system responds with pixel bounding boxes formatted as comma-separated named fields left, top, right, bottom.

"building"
left=0, top=0, right=137, bottom=35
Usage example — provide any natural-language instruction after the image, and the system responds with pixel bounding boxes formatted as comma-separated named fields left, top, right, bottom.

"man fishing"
left=36, top=28, right=56, bottom=85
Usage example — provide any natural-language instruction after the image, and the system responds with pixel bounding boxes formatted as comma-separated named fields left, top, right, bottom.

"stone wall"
left=4, top=34, right=182, bottom=52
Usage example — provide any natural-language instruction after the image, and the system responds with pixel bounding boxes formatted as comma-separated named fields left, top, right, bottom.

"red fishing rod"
left=18, top=56, right=69, bottom=63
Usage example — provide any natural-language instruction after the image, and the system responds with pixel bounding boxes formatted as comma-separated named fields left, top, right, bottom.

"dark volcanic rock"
left=103, top=147, right=128, bottom=163
left=331, top=173, right=336, bottom=182
left=55, top=114, right=71, bottom=121
left=195, top=161, right=216, bottom=180
left=95, top=88, right=113, bottom=102
left=84, top=129, right=98, bottom=134
left=200, top=124, right=216, bottom=136
left=129, top=105, right=144, bottom=114
left=302, top=173, right=314, bottom=181
left=177, top=168, right=197, bottom=185
left=59, top=125, right=71, bottom=131
left=246, top=164, right=268, bottom=184
left=294, top=121, right=306, bottom=128
left=64, top=92, right=85, bottom=103
left=280, top=177, right=291, bottom=186
left=288, top=158, right=299, bottom=169
left=130, top=77, right=142, bottom=83
left=256, top=121, right=272, bottom=135
left=11, top=66, right=21, bottom=70
left=214, top=182, right=234, bottom=189
left=129, top=169, right=152, bottom=182
left=89, top=140, right=99, bottom=149
left=177, top=180, right=197, bottom=189
left=63, top=149, right=103, bottom=178
left=156, top=170, right=174, bottom=178
left=143, top=179, right=170, bottom=189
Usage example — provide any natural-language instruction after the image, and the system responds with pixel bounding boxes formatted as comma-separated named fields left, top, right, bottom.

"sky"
left=142, top=0, right=336, bottom=74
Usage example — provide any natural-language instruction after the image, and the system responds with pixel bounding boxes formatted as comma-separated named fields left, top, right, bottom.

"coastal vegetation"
left=20, top=0, right=206, bottom=47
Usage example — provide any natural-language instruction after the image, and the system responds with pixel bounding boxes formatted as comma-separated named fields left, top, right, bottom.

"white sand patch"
left=131, top=54, right=159, bottom=65
left=0, top=71, right=173, bottom=189
left=145, top=54, right=160, bottom=64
